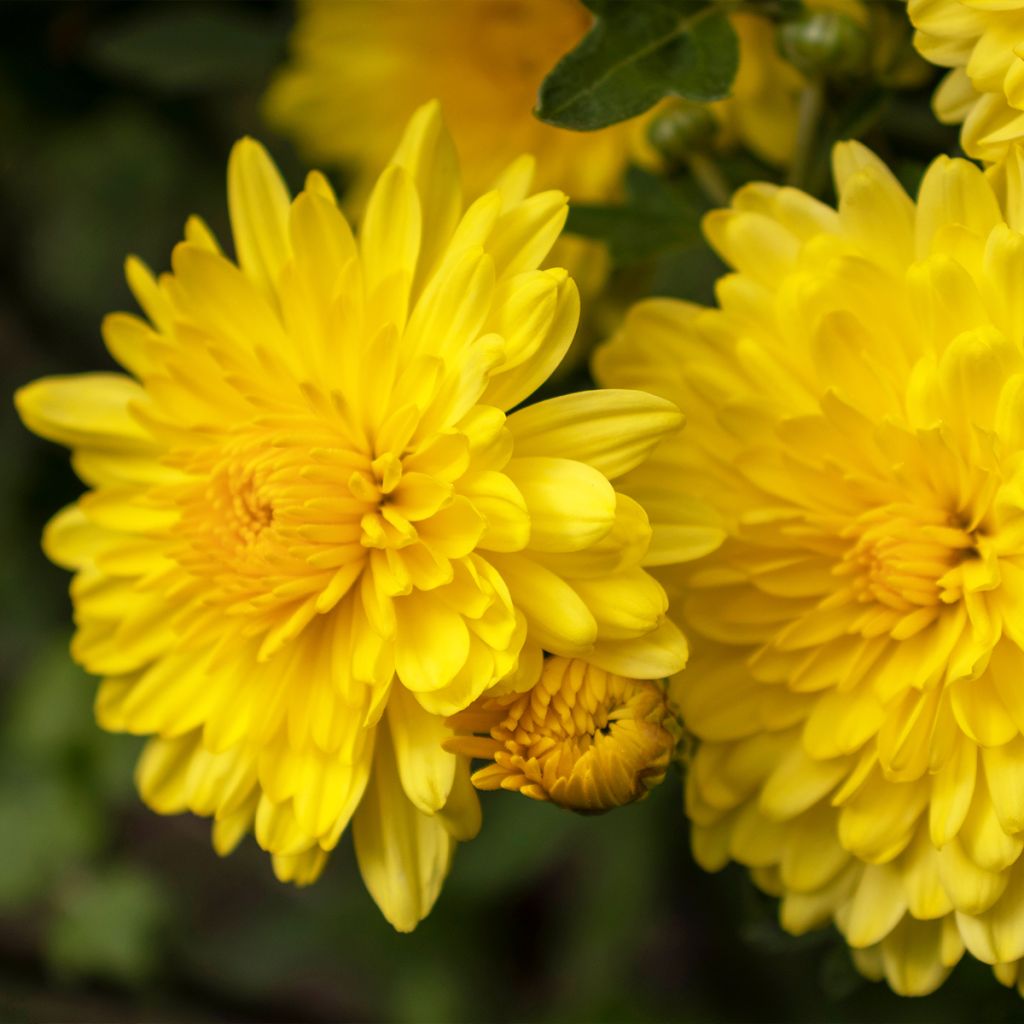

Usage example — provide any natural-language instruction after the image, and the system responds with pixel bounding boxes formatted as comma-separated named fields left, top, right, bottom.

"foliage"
left=536, top=1, right=739, bottom=130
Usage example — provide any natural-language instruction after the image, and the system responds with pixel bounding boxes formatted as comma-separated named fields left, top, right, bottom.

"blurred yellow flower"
left=910, top=0, right=1024, bottom=163
left=446, top=655, right=677, bottom=813
left=15, top=101, right=686, bottom=931
left=264, top=0, right=820, bottom=200
left=596, top=142, right=1024, bottom=995
left=265, top=0, right=628, bottom=204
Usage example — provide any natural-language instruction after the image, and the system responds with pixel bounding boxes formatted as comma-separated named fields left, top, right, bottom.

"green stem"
left=688, top=152, right=731, bottom=208
left=786, top=79, right=825, bottom=190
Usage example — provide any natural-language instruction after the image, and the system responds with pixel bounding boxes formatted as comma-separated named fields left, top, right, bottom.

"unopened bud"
left=776, top=10, right=869, bottom=79
left=646, top=100, right=720, bottom=164
left=445, top=657, right=677, bottom=814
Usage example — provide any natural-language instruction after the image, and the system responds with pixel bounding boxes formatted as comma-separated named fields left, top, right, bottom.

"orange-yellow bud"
left=446, top=657, right=677, bottom=814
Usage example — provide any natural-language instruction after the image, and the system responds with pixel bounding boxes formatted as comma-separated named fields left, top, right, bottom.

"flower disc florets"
left=15, top=101, right=687, bottom=931
left=596, top=143, right=1024, bottom=996
left=446, top=656, right=676, bottom=812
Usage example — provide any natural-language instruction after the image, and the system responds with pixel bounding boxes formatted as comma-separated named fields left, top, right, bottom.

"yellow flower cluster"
left=597, top=143, right=1024, bottom=996
left=910, top=0, right=1024, bottom=163
left=16, top=102, right=686, bottom=931
left=21, top=0, right=1024, bottom=1003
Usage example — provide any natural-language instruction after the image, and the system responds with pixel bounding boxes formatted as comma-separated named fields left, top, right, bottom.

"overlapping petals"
left=596, top=141, right=1024, bottom=995
left=911, top=0, right=1024, bottom=163
left=16, top=101, right=686, bottom=931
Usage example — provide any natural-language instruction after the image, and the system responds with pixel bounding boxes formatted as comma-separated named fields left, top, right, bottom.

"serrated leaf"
left=536, top=2, right=739, bottom=131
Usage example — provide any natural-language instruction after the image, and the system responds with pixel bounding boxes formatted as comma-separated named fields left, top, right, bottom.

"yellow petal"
left=915, top=154, right=1002, bottom=259
left=15, top=373, right=154, bottom=452
left=840, top=862, right=908, bottom=947
left=389, top=99, right=461, bottom=294
left=483, top=272, right=579, bottom=411
left=386, top=685, right=457, bottom=815
left=227, top=137, right=292, bottom=296
left=571, top=568, right=667, bottom=641
left=490, top=553, right=597, bottom=655
left=937, top=837, right=1008, bottom=914
left=352, top=722, right=456, bottom=933
left=929, top=735, right=977, bottom=846
left=508, top=389, right=683, bottom=480
left=488, top=190, right=567, bottom=279
left=982, top=738, right=1024, bottom=835
left=957, top=865, right=1024, bottom=966
left=506, top=456, right=616, bottom=553
left=360, top=163, right=421, bottom=331
left=586, top=618, right=688, bottom=679
left=393, top=592, right=471, bottom=693
left=881, top=917, right=955, bottom=997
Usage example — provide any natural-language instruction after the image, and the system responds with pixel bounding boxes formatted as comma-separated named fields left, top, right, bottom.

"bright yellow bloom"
left=446, top=656, right=676, bottom=812
left=596, top=142, right=1024, bottom=995
left=15, top=101, right=686, bottom=932
left=910, top=0, right=1024, bottom=163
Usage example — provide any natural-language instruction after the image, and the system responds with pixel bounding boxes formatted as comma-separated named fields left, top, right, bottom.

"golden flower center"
left=161, top=406, right=470, bottom=662
left=446, top=657, right=677, bottom=813
left=198, top=445, right=284, bottom=556
left=837, top=504, right=977, bottom=611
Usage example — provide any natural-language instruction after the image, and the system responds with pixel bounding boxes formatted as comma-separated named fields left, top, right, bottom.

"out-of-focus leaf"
left=84, top=7, right=283, bottom=95
left=536, top=2, right=738, bottom=130
left=0, top=777, right=103, bottom=909
left=567, top=166, right=705, bottom=265
left=3, top=641, right=93, bottom=760
left=447, top=795, right=582, bottom=899
left=47, top=867, right=169, bottom=985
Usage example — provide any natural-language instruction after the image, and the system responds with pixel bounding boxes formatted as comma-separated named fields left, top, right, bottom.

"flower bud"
left=446, top=657, right=678, bottom=814
left=776, top=9, right=869, bottom=79
left=646, top=100, right=720, bottom=164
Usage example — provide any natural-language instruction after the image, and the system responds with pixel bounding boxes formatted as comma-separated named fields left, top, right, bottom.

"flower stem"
left=688, top=152, right=732, bottom=208
left=786, top=79, right=825, bottom=190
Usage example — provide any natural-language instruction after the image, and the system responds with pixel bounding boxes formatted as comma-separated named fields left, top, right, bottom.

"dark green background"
left=1, top=2, right=1018, bottom=1020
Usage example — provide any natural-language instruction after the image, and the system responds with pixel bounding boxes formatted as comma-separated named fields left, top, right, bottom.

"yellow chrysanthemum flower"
left=596, top=142, right=1024, bottom=995
left=446, top=655, right=677, bottom=813
left=15, top=101, right=687, bottom=932
left=910, top=0, right=1024, bottom=163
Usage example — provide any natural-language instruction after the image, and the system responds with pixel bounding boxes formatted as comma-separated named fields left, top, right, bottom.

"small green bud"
left=646, top=101, right=719, bottom=164
left=776, top=10, right=870, bottom=79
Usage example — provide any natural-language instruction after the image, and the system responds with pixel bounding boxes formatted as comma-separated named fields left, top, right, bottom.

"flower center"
left=445, top=657, right=677, bottom=813
left=837, top=504, right=977, bottom=610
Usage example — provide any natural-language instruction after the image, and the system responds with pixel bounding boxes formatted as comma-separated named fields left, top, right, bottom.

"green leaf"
left=0, top=776, right=103, bottom=910
left=84, top=7, right=283, bottom=95
left=566, top=166, right=705, bottom=265
left=536, top=2, right=739, bottom=131
left=47, top=867, right=169, bottom=985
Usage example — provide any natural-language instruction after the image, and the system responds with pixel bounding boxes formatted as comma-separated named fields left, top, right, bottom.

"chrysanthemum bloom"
left=15, top=101, right=687, bottom=931
left=910, top=0, right=1024, bottom=163
left=596, top=142, right=1024, bottom=995
left=446, top=656, right=677, bottom=813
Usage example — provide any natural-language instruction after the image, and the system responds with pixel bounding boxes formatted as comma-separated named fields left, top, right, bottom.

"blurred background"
left=2, top=2, right=1022, bottom=1020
